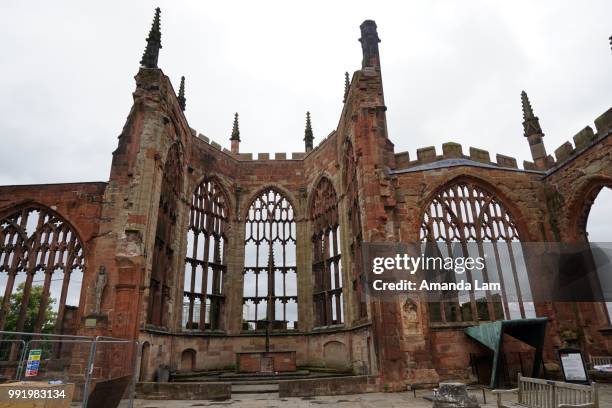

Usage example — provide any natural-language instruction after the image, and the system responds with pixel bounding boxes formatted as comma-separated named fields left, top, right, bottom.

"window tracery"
left=311, top=177, right=343, bottom=326
left=0, top=206, right=84, bottom=334
left=183, top=178, right=228, bottom=331
left=243, top=188, right=297, bottom=331
left=420, top=181, right=534, bottom=322
left=148, top=144, right=182, bottom=327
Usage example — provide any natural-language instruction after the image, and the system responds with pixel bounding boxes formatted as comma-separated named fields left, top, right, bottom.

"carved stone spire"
left=343, top=72, right=350, bottom=103
left=521, top=90, right=543, bottom=136
left=359, top=20, right=381, bottom=68
left=140, top=8, right=162, bottom=68
left=230, top=113, right=240, bottom=154
left=521, top=91, right=549, bottom=169
left=304, top=111, right=314, bottom=152
left=230, top=113, right=240, bottom=141
left=177, top=76, right=186, bottom=111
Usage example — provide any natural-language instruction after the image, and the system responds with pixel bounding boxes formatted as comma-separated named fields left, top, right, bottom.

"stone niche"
left=236, top=351, right=297, bottom=373
left=323, top=341, right=350, bottom=369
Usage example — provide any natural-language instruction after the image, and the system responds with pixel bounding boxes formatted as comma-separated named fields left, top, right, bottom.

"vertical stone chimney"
left=359, top=20, right=381, bottom=68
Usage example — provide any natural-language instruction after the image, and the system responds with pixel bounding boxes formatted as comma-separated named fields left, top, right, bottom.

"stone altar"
left=236, top=351, right=297, bottom=373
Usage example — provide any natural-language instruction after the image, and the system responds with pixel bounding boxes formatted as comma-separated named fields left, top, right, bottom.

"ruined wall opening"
left=0, top=206, right=84, bottom=342
left=585, top=186, right=612, bottom=321
left=243, top=188, right=297, bottom=331
left=344, top=142, right=367, bottom=320
left=183, top=178, right=228, bottom=331
left=147, top=144, right=182, bottom=328
left=420, top=180, right=535, bottom=323
left=311, top=177, right=343, bottom=327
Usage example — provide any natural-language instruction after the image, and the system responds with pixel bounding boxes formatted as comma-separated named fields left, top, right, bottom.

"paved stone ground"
left=122, top=383, right=612, bottom=408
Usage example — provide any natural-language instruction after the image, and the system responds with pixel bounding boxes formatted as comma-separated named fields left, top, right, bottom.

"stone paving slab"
left=124, top=383, right=612, bottom=408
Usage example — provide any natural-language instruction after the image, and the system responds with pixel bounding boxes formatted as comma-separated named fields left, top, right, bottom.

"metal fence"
left=0, top=331, right=140, bottom=408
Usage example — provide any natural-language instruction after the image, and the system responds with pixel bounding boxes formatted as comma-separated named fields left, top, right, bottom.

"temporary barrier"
left=0, top=330, right=139, bottom=408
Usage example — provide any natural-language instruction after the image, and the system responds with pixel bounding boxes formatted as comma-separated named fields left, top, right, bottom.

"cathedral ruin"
left=1, top=8, right=611, bottom=392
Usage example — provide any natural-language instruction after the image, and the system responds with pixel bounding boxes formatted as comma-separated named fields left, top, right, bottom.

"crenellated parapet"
left=392, top=106, right=611, bottom=174
left=187, top=125, right=335, bottom=162
left=393, top=142, right=525, bottom=172
left=548, top=107, right=612, bottom=171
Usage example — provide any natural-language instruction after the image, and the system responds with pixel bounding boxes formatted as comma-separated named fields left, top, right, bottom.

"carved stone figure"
left=93, top=266, right=107, bottom=314
left=402, top=298, right=419, bottom=335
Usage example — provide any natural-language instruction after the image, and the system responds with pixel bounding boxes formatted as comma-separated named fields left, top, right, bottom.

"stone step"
left=173, top=374, right=311, bottom=382
left=231, top=384, right=279, bottom=394
left=231, top=392, right=281, bottom=399
left=172, top=370, right=354, bottom=384
left=172, top=369, right=309, bottom=381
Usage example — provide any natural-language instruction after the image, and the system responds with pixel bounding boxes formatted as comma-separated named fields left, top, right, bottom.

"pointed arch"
left=419, top=177, right=534, bottom=323
left=183, top=177, right=230, bottom=331
left=242, top=185, right=298, bottom=222
left=310, top=177, right=343, bottom=326
left=564, top=175, right=612, bottom=242
left=420, top=179, right=521, bottom=243
left=343, top=141, right=367, bottom=319
left=242, top=187, right=298, bottom=331
left=0, top=204, right=85, bottom=335
left=307, top=172, right=338, bottom=214
left=418, top=175, right=531, bottom=242
left=148, top=143, right=183, bottom=328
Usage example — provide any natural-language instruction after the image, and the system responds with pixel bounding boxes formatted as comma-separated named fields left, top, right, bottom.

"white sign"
left=560, top=351, right=588, bottom=382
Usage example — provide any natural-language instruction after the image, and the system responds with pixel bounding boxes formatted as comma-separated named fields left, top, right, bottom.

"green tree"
left=0, top=283, right=57, bottom=334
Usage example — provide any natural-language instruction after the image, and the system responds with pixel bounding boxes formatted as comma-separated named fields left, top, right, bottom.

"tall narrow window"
left=311, top=177, right=343, bottom=326
left=148, top=144, right=182, bottom=328
left=420, top=181, right=535, bottom=323
left=344, top=143, right=367, bottom=319
left=0, top=206, right=84, bottom=335
left=183, top=178, right=228, bottom=331
left=243, top=188, right=297, bottom=331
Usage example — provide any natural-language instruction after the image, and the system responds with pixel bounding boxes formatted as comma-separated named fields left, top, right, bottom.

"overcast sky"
left=1, top=0, right=610, bottom=237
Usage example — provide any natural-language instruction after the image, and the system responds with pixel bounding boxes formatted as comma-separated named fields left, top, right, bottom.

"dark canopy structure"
left=465, top=318, right=548, bottom=388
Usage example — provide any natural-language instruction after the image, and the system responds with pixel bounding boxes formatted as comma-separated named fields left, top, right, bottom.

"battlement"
left=394, top=107, right=612, bottom=173
left=189, top=127, right=331, bottom=162
left=548, top=107, right=612, bottom=169
left=394, top=142, right=521, bottom=172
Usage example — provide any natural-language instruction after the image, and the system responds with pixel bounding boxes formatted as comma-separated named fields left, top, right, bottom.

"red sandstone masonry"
left=0, top=22, right=611, bottom=393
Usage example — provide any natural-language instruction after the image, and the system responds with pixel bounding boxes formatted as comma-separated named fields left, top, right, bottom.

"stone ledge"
left=135, top=382, right=231, bottom=400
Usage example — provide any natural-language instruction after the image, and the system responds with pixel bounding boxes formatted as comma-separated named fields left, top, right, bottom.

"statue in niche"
left=402, top=297, right=419, bottom=335
left=93, top=266, right=107, bottom=315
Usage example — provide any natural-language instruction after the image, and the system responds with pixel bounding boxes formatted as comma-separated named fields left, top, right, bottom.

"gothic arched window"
left=148, top=144, right=182, bottom=328
left=344, top=142, right=367, bottom=319
left=420, top=181, right=534, bottom=323
left=243, top=188, right=297, bottom=331
left=311, top=177, right=343, bottom=326
left=183, top=178, right=228, bottom=331
left=0, top=206, right=84, bottom=335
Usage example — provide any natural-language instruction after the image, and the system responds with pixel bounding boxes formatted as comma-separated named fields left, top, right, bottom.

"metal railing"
left=0, top=330, right=140, bottom=408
